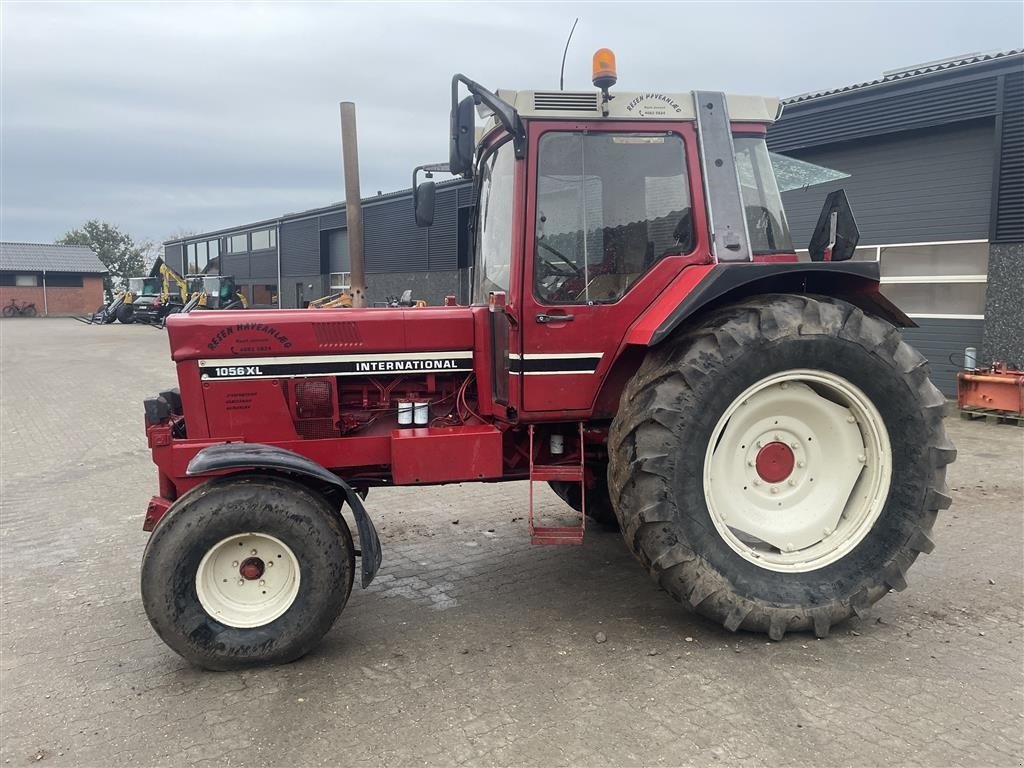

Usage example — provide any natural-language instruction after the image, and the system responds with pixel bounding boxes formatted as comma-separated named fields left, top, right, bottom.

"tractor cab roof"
left=491, top=89, right=781, bottom=124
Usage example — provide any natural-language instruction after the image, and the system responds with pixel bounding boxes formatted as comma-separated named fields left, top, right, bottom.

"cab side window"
left=535, top=132, right=691, bottom=304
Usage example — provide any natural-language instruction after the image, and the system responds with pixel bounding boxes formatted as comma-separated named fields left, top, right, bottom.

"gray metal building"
left=163, top=181, right=473, bottom=310
left=164, top=49, right=1022, bottom=395
left=770, top=49, right=1023, bottom=394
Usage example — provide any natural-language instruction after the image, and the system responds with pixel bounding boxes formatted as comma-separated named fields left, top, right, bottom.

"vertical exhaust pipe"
left=340, top=102, right=367, bottom=308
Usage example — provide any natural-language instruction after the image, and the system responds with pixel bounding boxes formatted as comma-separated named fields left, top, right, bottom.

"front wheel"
left=2, top=305, right=15, bottom=318
left=608, top=294, right=955, bottom=640
left=22, top=304, right=37, bottom=317
left=115, top=304, right=135, bottom=324
left=141, top=474, right=355, bottom=670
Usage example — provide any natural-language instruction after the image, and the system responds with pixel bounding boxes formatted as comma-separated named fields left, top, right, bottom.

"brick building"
left=0, top=242, right=106, bottom=316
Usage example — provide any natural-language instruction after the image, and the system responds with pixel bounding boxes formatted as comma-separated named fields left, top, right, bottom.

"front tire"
left=141, top=474, right=355, bottom=670
left=608, top=294, right=955, bottom=640
left=115, top=304, right=135, bottom=324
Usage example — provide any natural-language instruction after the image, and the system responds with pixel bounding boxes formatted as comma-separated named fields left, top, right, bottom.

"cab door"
left=518, top=121, right=705, bottom=415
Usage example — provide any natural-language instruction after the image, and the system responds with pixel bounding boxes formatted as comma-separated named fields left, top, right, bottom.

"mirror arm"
left=452, top=74, right=525, bottom=159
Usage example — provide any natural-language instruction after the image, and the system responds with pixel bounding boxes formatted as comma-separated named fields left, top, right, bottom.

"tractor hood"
left=165, top=307, right=475, bottom=362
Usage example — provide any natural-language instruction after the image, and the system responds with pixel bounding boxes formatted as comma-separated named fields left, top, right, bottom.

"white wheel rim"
left=195, top=533, right=301, bottom=628
left=703, top=369, right=891, bottom=573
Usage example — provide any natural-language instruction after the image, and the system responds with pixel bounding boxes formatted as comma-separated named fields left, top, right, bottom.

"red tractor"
left=140, top=52, right=954, bottom=669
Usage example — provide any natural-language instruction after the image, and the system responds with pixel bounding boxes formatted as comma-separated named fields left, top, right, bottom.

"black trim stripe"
left=509, top=354, right=603, bottom=375
left=201, top=353, right=473, bottom=380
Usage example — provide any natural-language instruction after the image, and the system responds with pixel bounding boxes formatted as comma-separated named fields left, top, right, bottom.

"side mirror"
left=449, top=96, right=476, bottom=176
left=413, top=179, right=436, bottom=227
left=809, top=189, right=860, bottom=262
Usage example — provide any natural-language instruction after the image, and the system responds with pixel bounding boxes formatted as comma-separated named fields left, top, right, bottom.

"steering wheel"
left=537, top=239, right=581, bottom=276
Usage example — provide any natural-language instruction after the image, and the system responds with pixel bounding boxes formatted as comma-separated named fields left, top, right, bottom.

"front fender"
left=186, top=443, right=382, bottom=588
left=629, top=261, right=915, bottom=347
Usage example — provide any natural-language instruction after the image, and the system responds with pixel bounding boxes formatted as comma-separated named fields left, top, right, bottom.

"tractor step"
left=531, top=526, right=584, bottom=546
left=529, top=465, right=584, bottom=483
left=528, top=423, right=586, bottom=546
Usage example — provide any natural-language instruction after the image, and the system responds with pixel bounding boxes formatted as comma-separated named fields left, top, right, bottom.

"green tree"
left=57, top=220, right=147, bottom=299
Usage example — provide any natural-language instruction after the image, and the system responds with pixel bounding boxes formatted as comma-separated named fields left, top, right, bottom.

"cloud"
left=2, top=1, right=1021, bottom=243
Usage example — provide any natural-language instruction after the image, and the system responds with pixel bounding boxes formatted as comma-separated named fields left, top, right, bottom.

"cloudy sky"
left=2, top=1, right=1021, bottom=245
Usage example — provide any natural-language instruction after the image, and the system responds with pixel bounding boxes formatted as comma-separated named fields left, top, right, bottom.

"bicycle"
left=2, top=298, right=38, bottom=318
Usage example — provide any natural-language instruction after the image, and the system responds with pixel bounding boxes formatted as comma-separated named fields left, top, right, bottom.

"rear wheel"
left=115, top=304, right=135, bottom=323
left=2, top=305, right=14, bottom=317
left=141, top=474, right=355, bottom=670
left=608, top=294, right=955, bottom=640
left=22, top=304, right=37, bottom=318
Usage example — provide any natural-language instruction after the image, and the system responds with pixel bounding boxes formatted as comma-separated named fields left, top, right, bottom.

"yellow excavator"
left=307, top=291, right=354, bottom=309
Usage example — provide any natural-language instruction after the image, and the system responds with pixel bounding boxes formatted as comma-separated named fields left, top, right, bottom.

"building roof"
left=0, top=242, right=106, bottom=274
left=784, top=49, right=1022, bottom=105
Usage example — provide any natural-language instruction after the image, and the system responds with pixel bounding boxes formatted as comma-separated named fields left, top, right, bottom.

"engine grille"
left=314, top=321, right=362, bottom=350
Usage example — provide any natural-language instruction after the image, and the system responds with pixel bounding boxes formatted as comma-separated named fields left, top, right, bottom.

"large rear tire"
left=141, top=474, right=355, bottom=670
left=608, top=294, right=954, bottom=640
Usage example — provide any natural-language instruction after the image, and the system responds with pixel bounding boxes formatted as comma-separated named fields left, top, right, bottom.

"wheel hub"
left=195, top=533, right=300, bottom=628
left=755, top=441, right=794, bottom=483
left=239, top=557, right=265, bottom=581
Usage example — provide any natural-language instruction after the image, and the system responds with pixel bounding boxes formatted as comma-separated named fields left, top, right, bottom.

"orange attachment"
left=592, top=48, right=617, bottom=89
left=957, top=364, right=1024, bottom=416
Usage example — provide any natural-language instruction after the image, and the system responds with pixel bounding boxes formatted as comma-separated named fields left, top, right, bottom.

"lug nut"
left=753, top=479, right=761, bottom=486
left=250, top=549, right=258, bottom=555
left=823, top=527, right=833, bottom=536
left=780, top=383, right=788, bottom=390
left=857, top=455, right=866, bottom=463
left=790, top=442, right=799, bottom=449
left=756, top=440, right=764, bottom=448
left=232, top=561, right=239, bottom=568
left=237, top=579, right=245, bottom=586
left=847, top=416, right=856, bottom=423
left=747, top=459, right=755, bottom=467
left=773, top=433, right=781, bottom=441
left=259, top=579, right=266, bottom=586
left=266, top=561, right=273, bottom=568
left=797, top=460, right=806, bottom=468
left=788, top=479, right=797, bottom=486
left=770, top=486, right=779, bottom=495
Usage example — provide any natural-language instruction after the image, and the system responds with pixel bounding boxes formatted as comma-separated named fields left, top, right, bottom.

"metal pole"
left=275, top=220, right=282, bottom=308
left=340, top=102, right=367, bottom=307
left=42, top=270, right=48, bottom=316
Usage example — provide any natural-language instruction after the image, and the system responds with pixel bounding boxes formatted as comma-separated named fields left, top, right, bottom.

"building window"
left=330, top=272, right=351, bottom=291
left=14, top=274, right=38, bottom=287
left=251, top=228, right=276, bottom=251
left=228, top=234, right=248, bottom=253
left=45, top=273, right=84, bottom=287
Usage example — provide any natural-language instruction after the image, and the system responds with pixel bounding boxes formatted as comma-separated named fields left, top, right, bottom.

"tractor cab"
left=413, top=49, right=866, bottom=416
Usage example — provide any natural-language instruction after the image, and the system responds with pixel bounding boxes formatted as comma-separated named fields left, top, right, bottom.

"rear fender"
left=628, top=261, right=914, bottom=347
left=186, top=443, right=382, bottom=587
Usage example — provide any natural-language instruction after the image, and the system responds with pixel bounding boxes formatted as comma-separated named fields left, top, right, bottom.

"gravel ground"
left=1, top=318, right=1022, bottom=767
